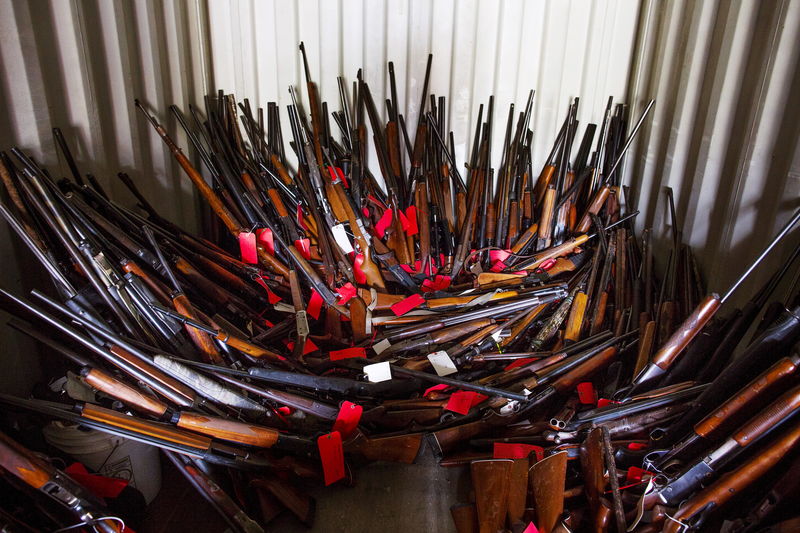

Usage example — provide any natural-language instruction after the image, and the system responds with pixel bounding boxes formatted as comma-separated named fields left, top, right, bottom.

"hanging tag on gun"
left=317, top=431, right=345, bottom=486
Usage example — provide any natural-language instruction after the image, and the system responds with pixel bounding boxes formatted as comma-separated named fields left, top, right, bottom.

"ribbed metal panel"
left=626, top=0, right=800, bottom=305
left=0, top=0, right=798, bottom=396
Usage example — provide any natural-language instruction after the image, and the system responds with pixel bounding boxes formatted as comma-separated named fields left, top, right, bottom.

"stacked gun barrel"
left=1, top=44, right=800, bottom=533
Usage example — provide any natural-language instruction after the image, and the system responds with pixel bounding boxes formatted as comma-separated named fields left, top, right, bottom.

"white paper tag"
left=427, top=351, right=458, bottom=376
left=331, top=224, right=354, bottom=254
left=364, top=361, right=392, bottom=382
left=373, top=338, right=392, bottom=355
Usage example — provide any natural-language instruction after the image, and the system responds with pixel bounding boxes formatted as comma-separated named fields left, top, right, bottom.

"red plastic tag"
left=423, top=384, right=450, bottom=398
left=577, top=382, right=597, bottom=405
left=336, top=167, right=348, bottom=188
left=597, top=398, right=620, bottom=408
left=65, top=462, right=128, bottom=499
left=256, top=228, right=275, bottom=255
left=307, top=289, right=324, bottom=320
left=329, top=347, right=367, bottom=361
left=375, top=209, right=393, bottom=238
left=421, top=275, right=451, bottom=292
left=627, top=442, right=648, bottom=451
left=296, top=204, right=309, bottom=231
left=404, top=206, right=419, bottom=235
left=493, top=443, right=544, bottom=462
left=286, top=338, right=319, bottom=355
left=522, top=522, right=540, bottom=533
left=336, top=282, right=357, bottom=305
left=539, top=258, right=557, bottom=271
left=317, top=432, right=345, bottom=486
left=294, top=238, right=311, bottom=260
left=238, top=232, right=258, bottom=264
left=489, top=249, right=512, bottom=264
left=252, top=275, right=282, bottom=304
left=353, top=254, right=367, bottom=284
left=626, top=466, right=653, bottom=483
left=490, top=261, right=508, bottom=272
left=504, top=357, right=537, bottom=371
left=445, top=391, right=488, bottom=415
left=277, top=406, right=292, bottom=416
left=390, top=293, right=426, bottom=316
left=333, top=401, right=362, bottom=438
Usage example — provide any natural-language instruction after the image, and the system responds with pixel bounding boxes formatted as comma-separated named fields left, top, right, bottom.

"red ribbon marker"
left=333, top=401, right=362, bottom=438
left=317, top=432, right=345, bottom=486
left=390, top=293, right=426, bottom=316
left=238, top=232, right=258, bottom=264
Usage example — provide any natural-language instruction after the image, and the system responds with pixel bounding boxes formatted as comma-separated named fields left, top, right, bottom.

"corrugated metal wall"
left=0, top=0, right=798, bottom=393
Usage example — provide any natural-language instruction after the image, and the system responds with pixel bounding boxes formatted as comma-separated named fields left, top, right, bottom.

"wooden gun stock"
left=694, top=356, right=799, bottom=439
left=664, top=419, right=800, bottom=533
left=651, top=294, right=721, bottom=371
left=530, top=451, right=568, bottom=533
left=471, top=459, right=513, bottom=533
left=172, top=293, right=224, bottom=364
left=344, top=431, right=423, bottom=464
left=82, top=367, right=169, bottom=417
left=174, top=412, right=280, bottom=448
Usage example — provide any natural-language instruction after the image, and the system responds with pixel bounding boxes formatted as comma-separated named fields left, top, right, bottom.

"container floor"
left=142, top=443, right=468, bottom=532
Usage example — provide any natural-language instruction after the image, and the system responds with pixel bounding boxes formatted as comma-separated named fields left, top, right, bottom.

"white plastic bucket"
left=43, top=421, right=162, bottom=503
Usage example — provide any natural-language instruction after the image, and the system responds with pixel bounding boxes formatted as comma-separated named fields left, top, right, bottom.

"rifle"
left=641, top=383, right=800, bottom=510
left=164, top=452, right=264, bottom=533
left=0, top=431, right=122, bottom=533
left=135, top=100, right=289, bottom=278
left=659, top=419, right=800, bottom=533
left=648, top=353, right=800, bottom=470
left=573, top=99, right=654, bottom=233
left=626, top=207, right=800, bottom=396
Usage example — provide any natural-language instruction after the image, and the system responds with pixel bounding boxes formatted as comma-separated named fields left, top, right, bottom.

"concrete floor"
left=143, top=443, right=469, bottom=532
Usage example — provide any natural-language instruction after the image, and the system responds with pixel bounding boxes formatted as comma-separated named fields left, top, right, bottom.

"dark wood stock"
left=506, top=458, right=530, bottom=525
left=251, top=477, right=315, bottom=527
left=471, top=459, right=513, bottom=533
left=530, top=451, right=567, bottom=533
left=450, top=503, right=479, bottom=533
left=344, top=431, right=422, bottom=464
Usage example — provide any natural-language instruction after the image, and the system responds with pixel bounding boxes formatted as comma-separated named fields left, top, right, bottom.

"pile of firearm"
left=1, top=43, right=800, bottom=533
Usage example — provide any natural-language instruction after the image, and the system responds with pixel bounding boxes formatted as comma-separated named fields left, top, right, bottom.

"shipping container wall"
left=0, top=0, right=798, bottom=394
